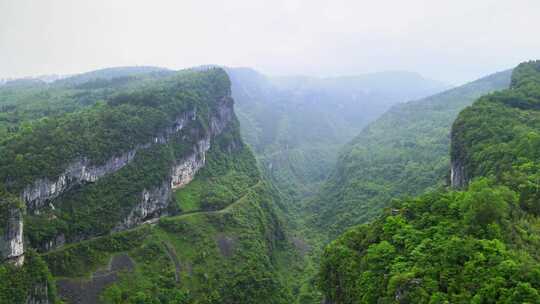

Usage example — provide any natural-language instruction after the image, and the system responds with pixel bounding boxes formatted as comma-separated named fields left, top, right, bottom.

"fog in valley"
left=2, top=2, right=540, bottom=304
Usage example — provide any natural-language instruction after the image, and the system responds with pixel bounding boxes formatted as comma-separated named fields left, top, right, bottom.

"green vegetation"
left=0, top=68, right=229, bottom=193
left=0, top=66, right=309, bottom=304
left=173, top=122, right=260, bottom=213
left=320, top=179, right=540, bottom=303
left=319, top=61, right=540, bottom=303
left=41, top=129, right=300, bottom=304
left=1, top=68, right=234, bottom=251
left=452, top=61, right=540, bottom=188
left=309, top=69, right=511, bottom=237
left=102, top=182, right=295, bottom=304
left=227, top=68, right=449, bottom=304
left=0, top=67, right=172, bottom=139
left=0, top=251, right=58, bottom=304
left=4, top=60, right=535, bottom=304
left=43, top=225, right=152, bottom=278
left=228, top=68, right=448, bottom=201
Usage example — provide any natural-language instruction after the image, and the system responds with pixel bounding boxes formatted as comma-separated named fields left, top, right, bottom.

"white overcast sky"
left=1, top=0, right=539, bottom=84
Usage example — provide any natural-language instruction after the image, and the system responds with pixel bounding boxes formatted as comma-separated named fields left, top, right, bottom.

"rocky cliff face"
left=450, top=157, right=467, bottom=188
left=1, top=206, right=24, bottom=266
left=450, top=120, right=470, bottom=189
left=20, top=96, right=234, bottom=214
left=209, top=96, right=234, bottom=135
left=42, top=233, right=66, bottom=252
left=115, top=181, right=172, bottom=231
left=25, top=95, right=235, bottom=252
left=1, top=92, right=235, bottom=269
left=21, top=110, right=197, bottom=212
left=171, top=138, right=210, bottom=189
left=116, top=97, right=233, bottom=230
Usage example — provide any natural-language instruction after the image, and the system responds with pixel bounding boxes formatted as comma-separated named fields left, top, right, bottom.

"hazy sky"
left=1, top=0, right=539, bottom=84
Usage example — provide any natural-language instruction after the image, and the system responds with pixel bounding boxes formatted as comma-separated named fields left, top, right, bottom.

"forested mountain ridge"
left=227, top=67, right=449, bottom=200
left=308, top=69, right=512, bottom=237
left=0, top=66, right=176, bottom=139
left=319, top=60, right=540, bottom=303
left=0, top=67, right=300, bottom=304
left=451, top=61, right=540, bottom=189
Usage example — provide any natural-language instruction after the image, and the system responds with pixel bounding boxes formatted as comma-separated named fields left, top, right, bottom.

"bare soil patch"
left=215, top=233, right=237, bottom=258
left=57, top=253, right=134, bottom=304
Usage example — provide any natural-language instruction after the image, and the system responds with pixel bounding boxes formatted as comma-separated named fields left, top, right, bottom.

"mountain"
left=0, top=67, right=300, bottom=303
left=309, top=69, right=512, bottom=237
left=226, top=68, right=449, bottom=303
left=227, top=68, right=449, bottom=200
left=319, top=61, right=540, bottom=303
left=54, top=66, right=172, bottom=86
left=0, top=66, right=175, bottom=139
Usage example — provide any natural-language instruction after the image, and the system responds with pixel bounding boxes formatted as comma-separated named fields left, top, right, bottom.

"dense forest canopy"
left=3, top=60, right=540, bottom=304
left=319, top=60, right=540, bottom=303
left=0, top=67, right=303, bottom=304
left=308, top=70, right=511, bottom=237
left=0, top=68, right=229, bottom=192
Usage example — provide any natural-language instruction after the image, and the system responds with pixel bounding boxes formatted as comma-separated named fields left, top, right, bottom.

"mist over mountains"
left=228, top=67, right=449, bottom=198
left=1, top=55, right=540, bottom=304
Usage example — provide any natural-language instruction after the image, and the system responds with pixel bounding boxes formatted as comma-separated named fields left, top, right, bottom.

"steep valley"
left=1, top=61, right=538, bottom=304
left=319, top=61, right=540, bottom=303
left=227, top=68, right=448, bottom=202
left=308, top=69, right=512, bottom=238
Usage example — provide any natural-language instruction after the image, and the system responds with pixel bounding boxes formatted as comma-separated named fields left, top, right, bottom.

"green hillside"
left=309, top=70, right=512, bottom=237
left=0, top=68, right=301, bottom=304
left=319, top=61, right=540, bottom=303
left=227, top=68, right=448, bottom=201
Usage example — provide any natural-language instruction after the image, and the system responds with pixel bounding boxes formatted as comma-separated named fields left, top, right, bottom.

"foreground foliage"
left=319, top=61, right=540, bottom=303
left=309, top=69, right=511, bottom=237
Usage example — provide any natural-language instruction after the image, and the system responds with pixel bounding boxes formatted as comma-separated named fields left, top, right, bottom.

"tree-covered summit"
left=0, top=68, right=230, bottom=193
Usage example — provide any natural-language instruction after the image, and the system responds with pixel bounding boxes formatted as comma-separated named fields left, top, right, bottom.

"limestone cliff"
left=449, top=118, right=470, bottom=188
left=1, top=206, right=24, bottom=266
left=171, top=137, right=210, bottom=189
left=115, top=96, right=233, bottom=230
left=22, top=110, right=197, bottom=212
left=450, top=157, right=468, bottom=188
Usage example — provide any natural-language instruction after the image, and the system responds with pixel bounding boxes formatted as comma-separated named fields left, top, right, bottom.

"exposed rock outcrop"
left=115, top=181, right=172, bottom=231
left=22, top=152, right=136, bottom=212
left=57, top=254, right=134, bottom=304
left=21, top=111, right=197, bottom=212
left=117, top=96, right=234, bottom=230
left=1, top=206, right=24, bottom=266
left=22, top=94, right=235, bottom=250
left=210, top=96, right=234, bottom=135
left=171, top=138, right=211, bottom=189
left=450, top=158, right=467, bottom=188
left=115, top=136, right=213, bottom=231
left=42, top=233, right=66, bottom=252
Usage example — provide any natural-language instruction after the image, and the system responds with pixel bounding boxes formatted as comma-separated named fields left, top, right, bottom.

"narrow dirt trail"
left=162, top=241, right=182, bottom=283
